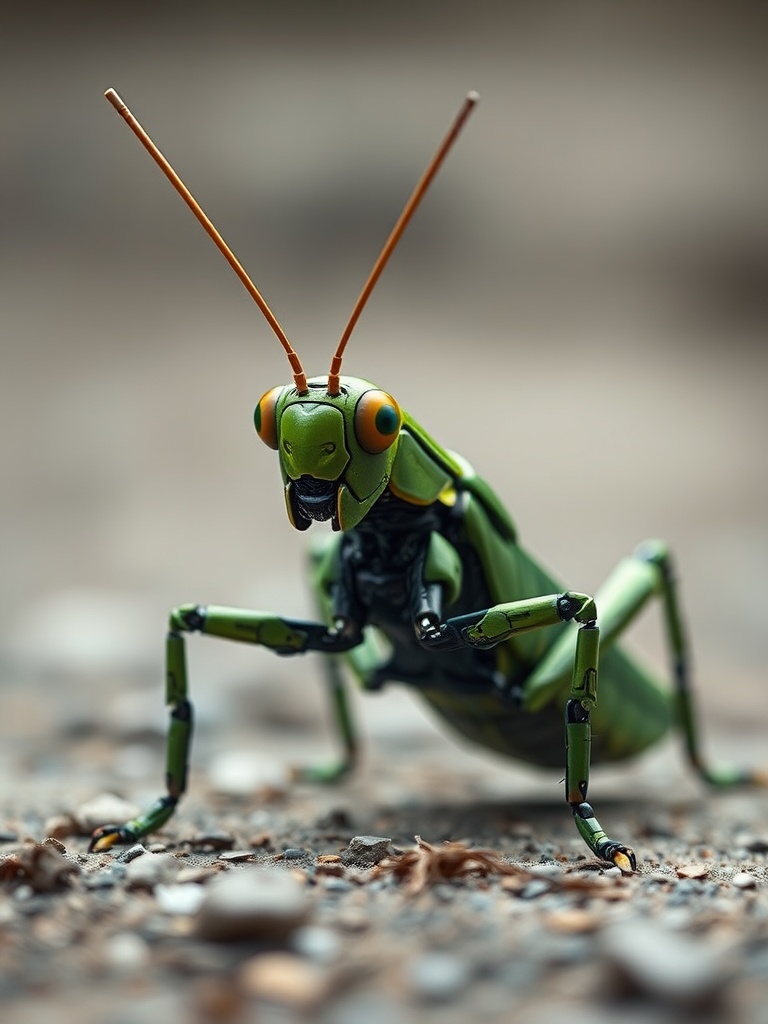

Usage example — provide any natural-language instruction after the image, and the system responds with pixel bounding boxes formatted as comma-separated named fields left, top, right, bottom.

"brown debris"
left=0, top=842, right=80, bottom=892
left=371, top=836, right=533, bottom=896
left=372, top=836, right=628, bottom=898
left=372, top=835, right=512, bottom=892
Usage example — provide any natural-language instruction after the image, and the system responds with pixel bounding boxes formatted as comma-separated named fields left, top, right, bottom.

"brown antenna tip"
left=105, top=87, right=125, bottom=110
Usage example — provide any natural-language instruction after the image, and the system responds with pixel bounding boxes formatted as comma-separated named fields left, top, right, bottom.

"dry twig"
left=371, top=836, right=624, bottom=897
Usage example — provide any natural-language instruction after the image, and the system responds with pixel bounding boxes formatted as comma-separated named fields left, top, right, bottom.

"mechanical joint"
left=557, top=592, right=597, bottom=625
left=566, top=698, right=590, bottom=724
left=169, top=604, right=207, bottom=633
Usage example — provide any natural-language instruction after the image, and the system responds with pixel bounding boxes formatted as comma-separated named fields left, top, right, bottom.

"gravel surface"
left=3, top=720, right=768, bottom=1023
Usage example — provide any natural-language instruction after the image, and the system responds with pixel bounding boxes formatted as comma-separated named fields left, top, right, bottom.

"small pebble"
left=732, top=872, right=758, bottom=889
left=336, top=907, right=370, bottom=933
left=195, top=867, right=310, bottom=942
left=219, top=850, right=256, bottom=864
left=125, top=852, right=181, bottom=890
left=239, top=952, right=329, bottom=1009
left=407, top=952, right=471, bottom=1003
left=342, top=835, right=392, bottom=867
left=321, top=876, right=353, bottom=893
left=676, top=863, right=709, bottom=880
left=43, top=815, right=77, bottom=841
left=292, top=924, right=341, bottom=965
left=42, top=837, right=67, bottom=853
left=177, top=866, right=221, bottom=885
left=103, top=932, right=151, bottom=974
left=519, top=880, right=550, bottom=900
left=155, top=882, right=207, bottom=915
left=84, top=865, right=127, bottom=889
left=544, top=908, right=601, bottom=934
left=116, top=844, right=148, bottom=864
left=282, top=847, right=308, bottom=861
left=601, top=919, right=727, bottom=1009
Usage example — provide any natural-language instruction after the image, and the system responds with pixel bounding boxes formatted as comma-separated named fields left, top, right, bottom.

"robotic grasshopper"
left=91, top=90, right=764, bottom=872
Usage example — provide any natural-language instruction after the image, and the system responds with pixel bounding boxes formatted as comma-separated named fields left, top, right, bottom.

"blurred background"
left=1, top=1, right=767, bottom=788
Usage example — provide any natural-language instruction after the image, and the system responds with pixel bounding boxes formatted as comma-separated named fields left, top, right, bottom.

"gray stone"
left=195, top=866, right=310, bottom=941
left=116, top=844, right=148, bottom=864
left=407, top=952, right=472, bottom=1003
left=155, top=882, right=207, bottom=915
left=283, top=847, right=309, bottom=861
left=342, top=835, right=392, bottom=866
left=601, top=919, right=728, bottom=1009
left=103, top=932, right=152, bottom=975
left=125, top=852, right=181, bottom=890
left=292, top=924, right=341, bottom=965
left=84, top=865, right=127, bottom=889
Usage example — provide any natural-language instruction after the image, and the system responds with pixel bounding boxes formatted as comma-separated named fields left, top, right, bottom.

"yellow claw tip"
left=612, top=851, right=635, bottom=875
left=90, top=832, right=119, bottom=853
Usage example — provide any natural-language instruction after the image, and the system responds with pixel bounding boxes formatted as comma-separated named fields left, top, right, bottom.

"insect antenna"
left=104, top=88, right=308, bottom=393
left=327, top=91, right=479, bottom=396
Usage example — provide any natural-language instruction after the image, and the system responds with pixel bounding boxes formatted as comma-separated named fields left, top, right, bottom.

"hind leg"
left=631, top=540, right=766, bottom=787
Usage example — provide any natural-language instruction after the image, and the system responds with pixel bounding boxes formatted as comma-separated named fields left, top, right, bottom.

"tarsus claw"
left=611, top=849, right=636, bottom=875
left=88, top=825, right=136, bottom=853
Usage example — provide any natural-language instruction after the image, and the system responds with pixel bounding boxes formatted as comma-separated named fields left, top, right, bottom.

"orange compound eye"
left=354, top=390, right=402, bottom=454
left=254, top=386, right=283, bottom=450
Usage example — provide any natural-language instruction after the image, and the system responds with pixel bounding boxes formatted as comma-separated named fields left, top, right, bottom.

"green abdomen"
left=416, top=645, right=673, bottom=769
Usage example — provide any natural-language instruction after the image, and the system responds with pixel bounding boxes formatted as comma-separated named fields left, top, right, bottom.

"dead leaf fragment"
left=676, top=863, right=710, bottom=880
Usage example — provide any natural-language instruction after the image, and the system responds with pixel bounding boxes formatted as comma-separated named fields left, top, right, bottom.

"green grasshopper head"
left=104, top=87, right=476, bottom=534
left=254, top=376, right=402, bottom=531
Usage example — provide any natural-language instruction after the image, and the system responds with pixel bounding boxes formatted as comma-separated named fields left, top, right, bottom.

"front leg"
left=418, top=591, right=596, bottom=650
left=564, top=622, right=635, bottom=873
left=89, top=604, right=362, bottom=852
left=418, top=592, right=636, bottom=873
